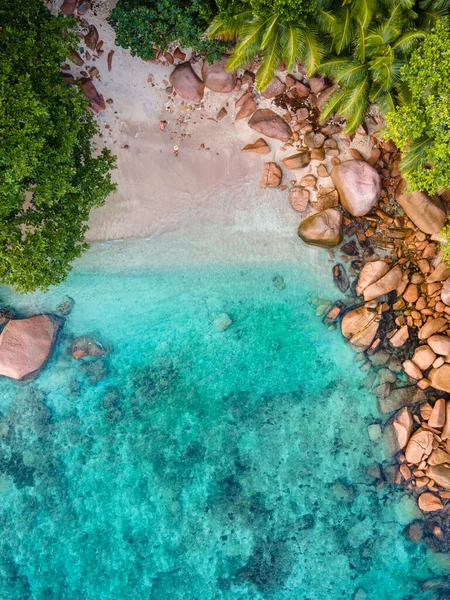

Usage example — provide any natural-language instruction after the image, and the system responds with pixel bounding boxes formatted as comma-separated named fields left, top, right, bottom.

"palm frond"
left=256, top=29, right=282, bottom=91
left=260, top=14, right=279, bottom=49
left=299, top=27, right=324, bottom=76
left=354, top=19, right=366, bottom=62
left=208, top=11, right=253, bottom=40
left=369, top=54, right=402, bottom=91
left=339, top=74, right=370, bottom=131
left=335, top=7, right=354, bottom=54
left=370, top=84, right=396, bottom=114
left=316, top=9, right=339, bottom=33
left=280, top=22, right=302, bottom=70
left=418, top=8, right=450, bottom=29
left=321, top=57, right=367, bottom=85
left=320, top=88, right=348, bottom=122
left=350, top=0, right=376, bottom=29
left=400, top=135, right=432, bottom=175
left=392, top=30, right=427, bottom=54
left=225, top=17, right=267, bottom=71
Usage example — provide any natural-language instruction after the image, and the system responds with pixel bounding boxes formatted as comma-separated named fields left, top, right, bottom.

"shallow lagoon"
left=0, top=246, right=448, bottom=599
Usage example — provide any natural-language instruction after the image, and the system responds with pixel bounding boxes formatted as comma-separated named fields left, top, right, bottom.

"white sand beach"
left=61, top=0, right=372, bottom=268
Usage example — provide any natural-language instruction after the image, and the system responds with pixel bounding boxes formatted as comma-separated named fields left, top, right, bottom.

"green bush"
left=0, top=0, right=116, bottom=293
left=386, top=20, right=450, bottom=195
left=109, top=0, right=227, bottom=62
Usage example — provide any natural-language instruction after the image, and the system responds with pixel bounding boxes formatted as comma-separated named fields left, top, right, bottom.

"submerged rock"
left=332, top=263, right=349, bottom=293
left=71, top=334, right=109, bottom=359
left=56, top=296, right=75, bottom=316
left=0, top=315, right=61, bottom=380
left=213, top=313, right=232, bottom=331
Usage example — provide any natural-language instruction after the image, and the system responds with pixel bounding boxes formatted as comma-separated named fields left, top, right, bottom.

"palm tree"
left=316, top=0, right=448, bottom=132
left=208, top=11, right=324, bottom=90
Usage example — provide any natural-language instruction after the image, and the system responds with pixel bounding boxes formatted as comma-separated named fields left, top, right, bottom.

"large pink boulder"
left=61, top=0, right=78, bottom=15
left=80, top=79, right=106, bottom=113
left=248, top=109, right=292, bottom=141
left=0, top=316, right=61, bottom=380
left=201, top=55, right=236, bottom=93
left=396, top=185, right=446, bottom=234
left=169, top=63, right=205, bottom=103
left=298, top=208, right=343, bottom=248
left=331, top=160, right=381, bottom=217
left=341, top=303, right=382, bottom=350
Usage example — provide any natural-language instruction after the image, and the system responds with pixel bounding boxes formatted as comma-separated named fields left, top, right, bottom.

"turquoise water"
left=0, top=250, right=447, bottom=599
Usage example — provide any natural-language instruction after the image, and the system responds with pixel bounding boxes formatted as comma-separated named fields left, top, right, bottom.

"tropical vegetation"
left=386, top=19, right=450, bottom=195
left=0, top=0, right=116, bottom=293
left=108, top=0, right=228, bottom=62
left=210, top=0, right=449, bottom=132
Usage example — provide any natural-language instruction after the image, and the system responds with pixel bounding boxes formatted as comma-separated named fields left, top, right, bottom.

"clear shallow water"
left=0, top=251, right=447, bottom=599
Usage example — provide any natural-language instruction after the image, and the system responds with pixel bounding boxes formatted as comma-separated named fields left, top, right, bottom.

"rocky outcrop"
left=331, top=160, right=381, bottom=217
left=260, top=162, right=282, bottom=188
left=84, top=25, right=99, bottom=51
left=428, top=335, right=450, bottom=356
left=396, top=187, right=446, bottom=235
left=235, top=95, right=257, bottom=120
left=341, top=303, right=381, bottom=350
left=429, top=364, right=450, bottom=392
left=385, top=406, right=413, bottom=455
left=418, top=492, right=444, bottom=512
left=201, top=55, right=236, bottom=93
left=426, top=464, right=450, bottom=489
left=261, top=77, right=286, bottom=99
left=241, top=138, right=270, bottom=154
left=169, top=63, right=205, bottom=103
left=282, top=152, right=310, bottom=170
left=80, top=79, right=106, bottom=113
left=248, top=109, right=292, bottom=141
left=298, top=208, right=343, bottom=248
left=289, top=187, right=309, bottom=212
left=356, top=261, right=390, bottom=296
left=61, top=0, right=78, bottom=15
left=362, top=265, right=403, bottom=301
left=0, top=316, right=61, bottom=380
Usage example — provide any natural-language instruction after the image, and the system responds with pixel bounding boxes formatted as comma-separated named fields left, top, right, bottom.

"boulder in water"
left=0, top=315, right=61, bottom=380
left=71, top=334, right=109, bottom=359
left=341, top=303, right=381, bottom=350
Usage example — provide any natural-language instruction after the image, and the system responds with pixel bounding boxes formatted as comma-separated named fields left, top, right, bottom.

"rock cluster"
left=386, top=398, right=450, bottom=512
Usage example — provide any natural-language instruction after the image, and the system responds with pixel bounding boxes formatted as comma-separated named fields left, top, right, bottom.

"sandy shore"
left=60, top=0, right=372, bottom=268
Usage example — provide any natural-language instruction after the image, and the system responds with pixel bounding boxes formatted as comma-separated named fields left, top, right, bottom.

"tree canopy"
left=108, top=0, right=228, bottom=62
left=0, top=0, right=116, bottom=293
left=386, top=19, right=450, bottom=195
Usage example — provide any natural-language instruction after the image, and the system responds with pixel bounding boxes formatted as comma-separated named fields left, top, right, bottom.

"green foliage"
left=385, top=20, right=450, bottom=195
left=108, top=0, right=227, bottom=62
left=0, top=0, right=116, bottom=293
left=315, top=0, right=448, bottom=133
left=209, top=1, right=320, bottom=89
left=441, top=225, right=450, bottom=266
